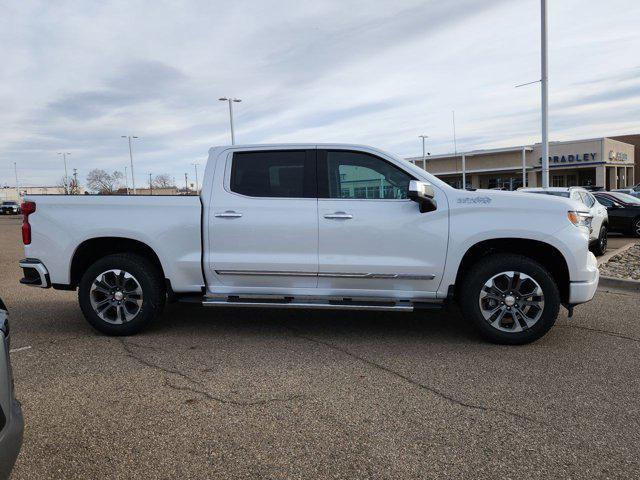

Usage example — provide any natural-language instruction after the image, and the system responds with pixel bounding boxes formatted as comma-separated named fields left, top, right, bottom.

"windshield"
left=2, top=201, right=17, bottom=206
left=609, top=192, right=640, bottom=205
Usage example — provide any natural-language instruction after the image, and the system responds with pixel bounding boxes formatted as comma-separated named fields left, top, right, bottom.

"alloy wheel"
left=478, top=271, right=544, bottom=333
left=89, top=269, right=144, bottom=324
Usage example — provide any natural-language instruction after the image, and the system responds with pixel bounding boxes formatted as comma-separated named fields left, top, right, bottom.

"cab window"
left=319, top=151, right=413, bottom=199
left=230, top=150, right=315, bottom=198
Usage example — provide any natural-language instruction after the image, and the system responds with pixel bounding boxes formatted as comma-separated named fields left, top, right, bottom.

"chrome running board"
left=202, top=295, right=443, bottom=312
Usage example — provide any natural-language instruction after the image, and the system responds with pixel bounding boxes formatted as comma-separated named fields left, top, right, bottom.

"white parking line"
left=9, top=345, right=32, bottom=353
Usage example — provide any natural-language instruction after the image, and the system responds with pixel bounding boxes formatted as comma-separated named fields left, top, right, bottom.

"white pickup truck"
left=19, top=144, right=599, bottom=344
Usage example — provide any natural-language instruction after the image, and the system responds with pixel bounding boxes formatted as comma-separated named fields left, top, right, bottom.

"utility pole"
left=57, top=152, right=71, bottom=194
left=192, top=163, right=199, bottom=193
left=541, top=0, right=549, bottom=187
left=418, top=135, right=428, bottom=170
left=121, top=136, right=139, bottom=194
left=184, top=173, right=189, bottom=194
left=148, top=173, right=153, bottom=195
left=522, top=146, right=527, bottom=188
left=218, top=97, right=242, bottom=144
left=462, top=154, right=466, bottom=190
left=14, top=162, right=19, bottom=199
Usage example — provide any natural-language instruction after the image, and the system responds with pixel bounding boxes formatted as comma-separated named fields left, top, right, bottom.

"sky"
left=1, top=0, right=639, bottom=188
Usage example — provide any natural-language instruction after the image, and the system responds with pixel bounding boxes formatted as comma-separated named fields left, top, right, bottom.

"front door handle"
left=324, top=212, right=353, bottom=220
left=215, top=211, right=243, bottom=218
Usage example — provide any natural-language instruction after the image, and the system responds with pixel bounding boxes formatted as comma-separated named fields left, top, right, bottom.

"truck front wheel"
left=78, top=253, right=165, bottom=336
left=459, top=254, right=560, bottom=345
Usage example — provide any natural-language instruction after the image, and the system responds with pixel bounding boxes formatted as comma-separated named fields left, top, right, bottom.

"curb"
left=597, top=240, right=639, bottom=267
left=598, top=275, right=640, bottom=292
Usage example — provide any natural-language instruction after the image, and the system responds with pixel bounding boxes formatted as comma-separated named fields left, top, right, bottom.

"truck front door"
left=316, top=149, right=448, bottom=297
left=206, top=148, right=318, bottom=289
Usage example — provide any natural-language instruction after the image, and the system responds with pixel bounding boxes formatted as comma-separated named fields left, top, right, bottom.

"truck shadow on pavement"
left=150, top=302, right=483, bottom=345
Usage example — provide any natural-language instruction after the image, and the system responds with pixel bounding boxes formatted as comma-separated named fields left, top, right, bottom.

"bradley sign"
left=538, top=152, right=597, bottom=164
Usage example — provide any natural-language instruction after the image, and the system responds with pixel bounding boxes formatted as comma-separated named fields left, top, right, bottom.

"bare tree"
left=152, top=174, right=174, bottom=189
left=56, top=175, right=81, bottom=195
left=86, top=169, right=124, bottom=194
left=56, top=176, right=69, bottom=194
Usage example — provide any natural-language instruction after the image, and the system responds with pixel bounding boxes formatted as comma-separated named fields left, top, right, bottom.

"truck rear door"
left=205, top=148, right=318, bottom=289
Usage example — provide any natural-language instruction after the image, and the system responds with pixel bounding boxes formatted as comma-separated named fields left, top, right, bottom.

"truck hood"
left=447, top=188, right=585, bottom=213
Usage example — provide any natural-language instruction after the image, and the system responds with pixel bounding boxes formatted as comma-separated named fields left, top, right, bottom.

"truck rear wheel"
left=459, top=254, right=560, bottom=345
left=78, top=253, right=165, bottom=336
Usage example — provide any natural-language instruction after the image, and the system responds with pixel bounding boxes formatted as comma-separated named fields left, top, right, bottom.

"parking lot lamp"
left=121, top=136, right=139, bottom=194
left=418, top=135, right=428, bottom=169
left=541, top=0, right=549, bottom=187
left=57, top=152, right=71, bottom=194
left=522, top=146, right=527, bottom=187
left=14, top=162, right=19, bottom=198
left=218, top=97, right=241, bottom=145
left=192, top=163, right=199, bottom=193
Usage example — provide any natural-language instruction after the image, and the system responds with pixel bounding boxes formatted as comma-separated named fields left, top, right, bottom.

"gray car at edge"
left=0, top=298, right=23, bottom=479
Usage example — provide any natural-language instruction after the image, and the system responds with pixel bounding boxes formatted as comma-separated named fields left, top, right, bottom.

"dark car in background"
left=1, top=201, right=21, bottom=215
left=593, top=192, right=640, bottom=237
left=0, top=298, right=24, bottom=479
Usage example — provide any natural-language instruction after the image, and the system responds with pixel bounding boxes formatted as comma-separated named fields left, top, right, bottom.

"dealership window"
left=323, top=151, right=411, bottom=199
left=487, top=176, right=522, bottom=191
left=230, top=150, right=313, bottom=198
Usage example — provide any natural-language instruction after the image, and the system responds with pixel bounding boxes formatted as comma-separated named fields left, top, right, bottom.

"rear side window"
left=230, top=150, right=314, bottom=198
left=595, top=195, right=614, bottom=207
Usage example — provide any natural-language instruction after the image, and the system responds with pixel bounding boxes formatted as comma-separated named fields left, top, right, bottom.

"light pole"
left=418, top=135, right=428, bottom=170
left=148, top=173, right=153, bottom=195
left=72, top=168, right=78, bottom=194
left=522, top=146, right=527, bottom=188
left=218, top=97, right=241, bottom=144
left=462, top=154, right=466, bottom=189
left=121, top=136, right=139, bottom=194
left=14, top=162, right=19, bottom=199
left=57, top=152, right=71, bottom=194
left=540, top=0, right=550, bottom=188
left=192, top=163, right=199, bottom=193
left=124, top=166, right=129, bottom=194
left=184, top=172, right=189, bottom=194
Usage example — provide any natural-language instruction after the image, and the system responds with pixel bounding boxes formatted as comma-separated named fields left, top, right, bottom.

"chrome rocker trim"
left=215, top=270, right=435, bottom=280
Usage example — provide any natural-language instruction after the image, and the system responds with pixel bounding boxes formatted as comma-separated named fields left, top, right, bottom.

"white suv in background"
left=520, top=187, right=609, bottom=256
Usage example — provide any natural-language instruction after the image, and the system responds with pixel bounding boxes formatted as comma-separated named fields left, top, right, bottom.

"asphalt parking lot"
left=1, top=215, right=639, bottom=479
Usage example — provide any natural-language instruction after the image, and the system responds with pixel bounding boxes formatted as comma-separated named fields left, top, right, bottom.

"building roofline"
left=407, top=145, right=533, bottom=161
left=407, top=136, right=637, bottom=162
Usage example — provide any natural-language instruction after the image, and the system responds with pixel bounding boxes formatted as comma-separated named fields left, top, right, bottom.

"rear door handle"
left=324, top=212, right=353, bottom=220
left=215, top=211, right=243, bottom=218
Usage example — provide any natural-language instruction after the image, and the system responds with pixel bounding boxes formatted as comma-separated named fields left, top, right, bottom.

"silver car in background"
left=0, top=298, right=23, bottom=479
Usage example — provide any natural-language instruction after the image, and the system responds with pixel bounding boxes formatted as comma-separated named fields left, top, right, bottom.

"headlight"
left=567, top=210, right=592, bottom=229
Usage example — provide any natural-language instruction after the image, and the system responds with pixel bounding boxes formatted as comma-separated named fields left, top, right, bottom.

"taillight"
left=21, top=201, right=36, bottom=245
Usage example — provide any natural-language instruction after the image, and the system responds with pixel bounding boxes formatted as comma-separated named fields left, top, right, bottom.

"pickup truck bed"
left=22, top=195, right=203, bottom=292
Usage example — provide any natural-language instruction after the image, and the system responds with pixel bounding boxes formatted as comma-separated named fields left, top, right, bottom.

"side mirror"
left=408, top=180, right=437, bottom=213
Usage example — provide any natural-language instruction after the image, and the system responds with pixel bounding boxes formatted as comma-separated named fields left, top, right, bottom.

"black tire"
left=632, top=217, right=640, bottom=238
left=459, top=254, right=560, bottom=345
left=78, top=253, right=165, bottom=336
left=591, top=225, right=608, bottom=256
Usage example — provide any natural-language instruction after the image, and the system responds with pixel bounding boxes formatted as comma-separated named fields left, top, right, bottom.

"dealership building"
left=406, top=136, right=636, bottom=190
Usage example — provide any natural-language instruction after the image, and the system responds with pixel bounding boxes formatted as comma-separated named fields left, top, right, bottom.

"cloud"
left=1, top=0, right=639, bottom=186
